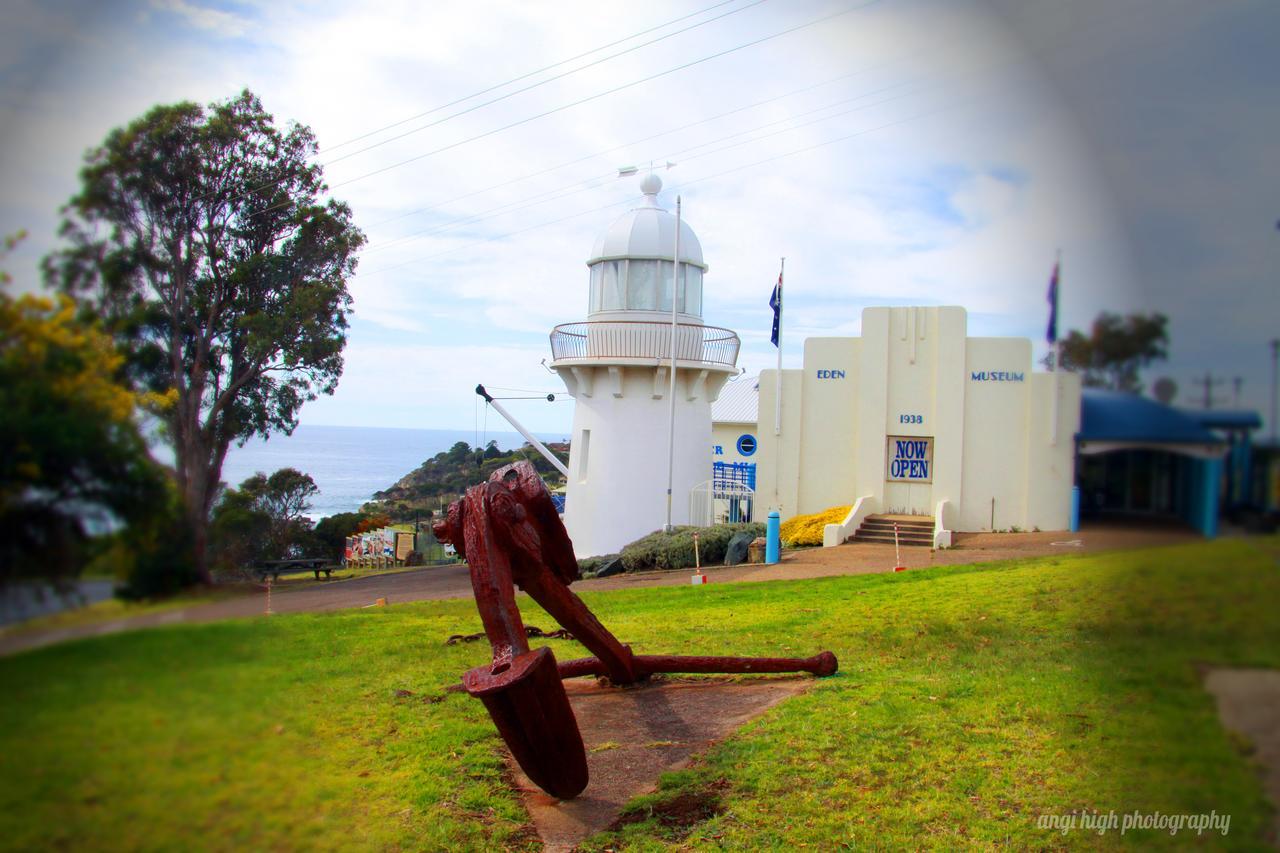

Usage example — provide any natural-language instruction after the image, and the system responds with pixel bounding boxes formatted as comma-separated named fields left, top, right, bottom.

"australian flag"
left=1046, top=261, right=1059, bottom=344
left=769, top=272, right=782, bottom=347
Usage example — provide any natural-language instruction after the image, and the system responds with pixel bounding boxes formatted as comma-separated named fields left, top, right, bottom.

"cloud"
left=4, top=0, right=1271, bottom=429
left=146, top=0, right=251, bottom=38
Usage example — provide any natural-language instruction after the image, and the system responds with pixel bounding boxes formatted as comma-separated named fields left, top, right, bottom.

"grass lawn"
left=0, top=538, right=1276, bottom=850
left=0, top=590, right=233, bottom=639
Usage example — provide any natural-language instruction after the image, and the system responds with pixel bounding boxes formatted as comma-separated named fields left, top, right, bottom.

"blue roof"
left=1180, top=409, right=1263, bottom=431
left=1078, top=389, right=1223, bottom=445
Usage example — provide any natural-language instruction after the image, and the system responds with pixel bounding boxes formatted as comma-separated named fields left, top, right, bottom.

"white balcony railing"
left=549, top=321, right=740, bottom=369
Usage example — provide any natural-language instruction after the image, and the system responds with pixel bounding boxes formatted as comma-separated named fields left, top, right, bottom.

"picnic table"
left=252, top=559, right=334, bottom=582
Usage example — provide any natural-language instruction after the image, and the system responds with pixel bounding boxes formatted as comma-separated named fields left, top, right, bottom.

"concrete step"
left=860, top=522, right=933, bottom=535
left=851, top=533, right=932, bottom=547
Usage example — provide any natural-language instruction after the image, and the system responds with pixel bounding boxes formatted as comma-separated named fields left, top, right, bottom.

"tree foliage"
left=312, top=511, right=366, bottom=561
left=1056, top=312, right=1169, bottom=392
left=210, top=468, right=319, bottom=570
left=364, top=441, right=570, bottom=523
left=45, top=90, right=365, bottom=584
left=1, top=232, right=168, bottom=592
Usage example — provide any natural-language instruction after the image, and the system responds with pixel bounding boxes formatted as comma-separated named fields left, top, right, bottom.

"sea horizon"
left=219, top=424, right=568, bottom=520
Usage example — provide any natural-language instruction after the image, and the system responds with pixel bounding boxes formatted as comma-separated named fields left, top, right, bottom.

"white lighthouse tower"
left=549, top=174, right=741, bottom=556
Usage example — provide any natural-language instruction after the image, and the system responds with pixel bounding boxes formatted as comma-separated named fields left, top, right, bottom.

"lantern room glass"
left=588, top=259, right=704, bottom=315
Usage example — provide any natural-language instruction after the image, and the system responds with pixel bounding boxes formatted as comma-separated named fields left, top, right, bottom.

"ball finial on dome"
left=639, top=172, right=662, bottom=196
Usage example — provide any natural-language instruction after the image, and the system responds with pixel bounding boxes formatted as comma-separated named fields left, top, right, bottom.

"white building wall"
left=561, top=365, right=718, bottom=556
left=853, top=311, right=892, bottom=508
left=959, top=338, right=1032, bottom=531
left=932, top=309, right=969, bottom=527
left=711, top=422, right=757, bottom=466
left=1024, top=371, right=1082, bottom=530
left=756, top=369, right=804, bottom=515
left=797, top=338, right=860, bottom=513
left=752, top=306, right=1079, bottom=533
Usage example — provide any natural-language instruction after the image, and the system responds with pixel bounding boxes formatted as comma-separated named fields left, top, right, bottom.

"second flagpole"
left=775, top=258, right=784, bottom=436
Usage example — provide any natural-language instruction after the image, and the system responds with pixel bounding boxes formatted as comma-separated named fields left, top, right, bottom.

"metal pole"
left=475, top=385, right=569, bottom=477
left=1271, top=339, right=1279, bottom=444
left=775, top=258, right=784, bottom=436
left=1049, top=250, right=1061, bottom=445
left=664, top=197, right=682, bottom=533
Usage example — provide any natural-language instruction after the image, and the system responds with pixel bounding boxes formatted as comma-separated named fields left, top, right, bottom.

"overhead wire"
left=320, top=0, right=770, bottom=166
left=364, top=65, right=883, bottom=231
left=319, top=0, right=746, bottom=155
left=217, top=0, right=767, bottom=213
left=246, top=1, right=878, bottom=221
left=360, top=79, right=922, bottom=258
left=354, top=0, right=1169, bottom=280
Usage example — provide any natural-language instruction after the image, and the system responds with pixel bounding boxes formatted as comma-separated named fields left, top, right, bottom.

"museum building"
left=747, top=306, right=1080, bottom=545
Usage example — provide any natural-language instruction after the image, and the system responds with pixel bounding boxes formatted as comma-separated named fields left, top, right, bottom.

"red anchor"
left=434, top=461, right=837, bottom=799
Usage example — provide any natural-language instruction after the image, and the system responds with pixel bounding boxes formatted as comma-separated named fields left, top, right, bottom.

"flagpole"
left=775, top=257, right=784, bottom=436
left=664, top=196, right=682, bottom=533
left=1050, top=249, right=1061, bottom=446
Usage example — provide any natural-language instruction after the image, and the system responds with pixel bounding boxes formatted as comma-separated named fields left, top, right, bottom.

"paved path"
left=0, top=520, right=1203, bottom=658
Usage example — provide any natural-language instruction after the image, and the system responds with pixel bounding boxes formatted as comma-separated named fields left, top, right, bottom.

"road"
left=0, top=519, right=1202, bottom=658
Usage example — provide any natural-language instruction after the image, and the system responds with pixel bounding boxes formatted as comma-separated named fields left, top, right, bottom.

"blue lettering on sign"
left=816, top=369, right=846, bottom=379
left=713, top=445, right=724, bottom=456
left=970, top=371, right=1025, bottom=382
left=736, top=434, right=757, bottom=457
left=887, top=436, right=932, bottom=482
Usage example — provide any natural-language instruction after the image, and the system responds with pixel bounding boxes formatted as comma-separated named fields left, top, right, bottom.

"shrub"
left=779, top=506, right=851, bottom=547
left=618, top=523, right=765, bottom=573
left=116, top=495, right=200, bottom=600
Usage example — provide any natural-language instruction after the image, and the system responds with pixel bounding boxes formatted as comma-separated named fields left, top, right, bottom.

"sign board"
left=886, top=435, right=933, bottom=483
left=395, top=531, right=415, bottom=561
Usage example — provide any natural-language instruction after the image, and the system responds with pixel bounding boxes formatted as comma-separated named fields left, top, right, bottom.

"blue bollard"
left=766, top=510, right=781, bottom=564
left=1069, top=486, right=1081, bottom=533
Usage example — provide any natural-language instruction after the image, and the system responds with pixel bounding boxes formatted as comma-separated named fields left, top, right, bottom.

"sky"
left=1, top=0, right=1276, bottom=439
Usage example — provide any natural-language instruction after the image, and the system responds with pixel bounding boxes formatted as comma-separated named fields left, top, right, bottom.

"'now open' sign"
left=886, top=436, right=933, bottom=483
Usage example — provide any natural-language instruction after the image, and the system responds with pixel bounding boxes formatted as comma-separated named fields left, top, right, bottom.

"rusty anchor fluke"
left=433, top=461, right=838, bottom=800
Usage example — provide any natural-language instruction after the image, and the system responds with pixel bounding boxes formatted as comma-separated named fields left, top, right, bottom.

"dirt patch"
left=610, top=777, right=729, bottom=833
left=1203, top=667, right=1280, bottom=846
left=505, top=675, right=811, bottom=852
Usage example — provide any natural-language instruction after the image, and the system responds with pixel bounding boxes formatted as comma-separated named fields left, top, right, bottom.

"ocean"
left=220, top=425, right=562, bottom=520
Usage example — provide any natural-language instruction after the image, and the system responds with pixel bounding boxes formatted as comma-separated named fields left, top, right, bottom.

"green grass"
left=0, top=590, right=230, bottom=638
left=0, top=539, right=1277, bottom=850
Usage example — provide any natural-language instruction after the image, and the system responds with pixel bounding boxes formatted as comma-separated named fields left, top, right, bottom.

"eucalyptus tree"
left=46, top=90, right=365, bottom=584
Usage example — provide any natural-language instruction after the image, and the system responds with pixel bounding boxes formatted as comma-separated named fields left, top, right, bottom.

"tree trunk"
left=179, top=430, right=215, bottom=587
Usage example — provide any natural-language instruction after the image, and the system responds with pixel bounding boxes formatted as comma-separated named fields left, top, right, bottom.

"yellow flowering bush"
left=779, top=505, right=852, bottom=547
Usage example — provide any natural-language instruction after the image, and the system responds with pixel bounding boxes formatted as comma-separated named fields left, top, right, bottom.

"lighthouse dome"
left=588, top=173, right=706, bottom=268
left=586, top=173, right=706, bottom=318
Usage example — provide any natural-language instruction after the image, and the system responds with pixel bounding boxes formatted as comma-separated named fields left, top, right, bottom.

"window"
left=626, top=259, right=658, bottom=310
left=682, top=265, right=703, bottom=315
left=599, top=260, right=625, bottom=310
left=588, top=264, right=604, bottom=312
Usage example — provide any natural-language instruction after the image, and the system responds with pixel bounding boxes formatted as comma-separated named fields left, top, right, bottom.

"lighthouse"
left=548, top=173, right=741, bottom=556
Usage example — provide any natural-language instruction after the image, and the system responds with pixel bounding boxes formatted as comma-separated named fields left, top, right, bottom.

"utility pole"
left=1232, top=376, right=1243, bottom=408
left=1271, top=338, right=1279, bottom=444
left=1192, top=372, right=1225, bottom=410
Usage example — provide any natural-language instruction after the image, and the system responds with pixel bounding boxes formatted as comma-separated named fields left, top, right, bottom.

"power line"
left=320, top=0, right=770, bottom=165
left=355, top=102, right=947, bottom=275
left=361, top=80, right=921, bottom=258
left=364, top=66, right=882, bottom=231
left=360, top=0, right=1162, bottom=237
left=353, top=0, right=1169, bottom=279
left=207, top=0, right=766, bottom=212
left=317, top=3, right=875, bottom=197
left=319, top=0, right=746, bottom=155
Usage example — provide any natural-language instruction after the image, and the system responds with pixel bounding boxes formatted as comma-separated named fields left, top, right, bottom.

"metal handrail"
left=549, top=321, right=740, bottom=368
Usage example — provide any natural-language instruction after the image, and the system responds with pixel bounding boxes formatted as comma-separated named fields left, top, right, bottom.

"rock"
left=595, top=557, right=625, bottom=578
left=723, top=532, right=754, bottom=566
